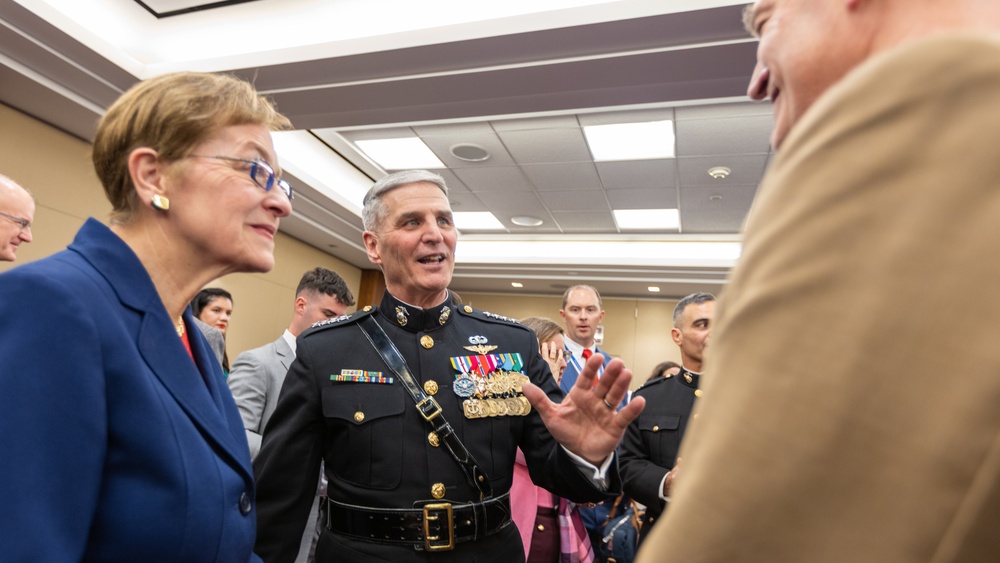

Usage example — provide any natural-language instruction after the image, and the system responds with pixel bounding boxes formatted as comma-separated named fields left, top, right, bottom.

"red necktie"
left=582, top=349, right=593, bottom=360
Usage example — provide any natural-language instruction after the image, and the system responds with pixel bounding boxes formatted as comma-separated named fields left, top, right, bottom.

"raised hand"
left=522, top=353, right=645, bottom=466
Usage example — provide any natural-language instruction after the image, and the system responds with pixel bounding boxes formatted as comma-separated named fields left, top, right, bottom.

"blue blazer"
left=0, top=219, right=260, bottom=562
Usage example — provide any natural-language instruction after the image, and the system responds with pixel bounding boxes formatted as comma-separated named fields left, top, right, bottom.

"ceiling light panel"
left=584, top=120, right=675, bottom=161
left=613, top=208, right=681, bottom=230
left=453, top=212, right=506, bottom=231
left=355, top=138, right=445, bottom=170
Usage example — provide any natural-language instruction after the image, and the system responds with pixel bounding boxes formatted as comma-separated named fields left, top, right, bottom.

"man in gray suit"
left=228, top=267, right=354, bottom=563
left=229, top=267, right=355, bottom=456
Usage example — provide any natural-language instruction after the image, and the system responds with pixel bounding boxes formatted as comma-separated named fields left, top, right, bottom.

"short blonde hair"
left=92, top=71, right=292, bottom=224
left=520, top=316, right=565, bottom=346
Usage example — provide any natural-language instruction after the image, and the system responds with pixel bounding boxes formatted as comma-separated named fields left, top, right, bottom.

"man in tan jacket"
left=638, top=1, right=1000, bottom=562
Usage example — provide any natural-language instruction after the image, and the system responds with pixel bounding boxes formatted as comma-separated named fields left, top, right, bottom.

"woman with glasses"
left=0, top=72, right=292, bottom=562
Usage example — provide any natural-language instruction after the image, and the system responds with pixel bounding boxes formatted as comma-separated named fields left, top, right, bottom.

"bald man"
left=638, top=1, right=1000, bottom=562
left=0, top=175, right=34, bottom=262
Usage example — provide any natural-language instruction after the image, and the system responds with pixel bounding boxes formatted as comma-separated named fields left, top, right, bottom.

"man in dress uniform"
left=254, top=170, right=645, bottom=562
left=620, top=293, right=714, bottom=543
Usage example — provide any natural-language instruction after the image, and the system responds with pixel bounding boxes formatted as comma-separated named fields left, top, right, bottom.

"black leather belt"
left=325, top=494, right=512, bottom=551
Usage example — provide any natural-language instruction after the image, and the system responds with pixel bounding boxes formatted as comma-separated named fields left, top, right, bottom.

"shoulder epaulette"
left=301, top=305, right=377, bottom=337
left=456, top=304, right=523, bottom=326
left=636, top=372, right=672, bottom=393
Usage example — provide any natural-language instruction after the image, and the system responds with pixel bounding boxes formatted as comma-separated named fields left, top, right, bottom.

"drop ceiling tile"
left=675, top=101, right=773, bottom=120
left=538, top=190, right=610, bottom=212
left=498, top=128, right=592, bottom=164
left=679, top=184, right=758, bottom=233
left=596, top=160, right=676, bottom=189
left=419, top=132, right=515, bottom=168
left=605, top=187, right=679, bottom=209
left=491, top=115, right=579, bottom=131
left=675, top=115, right=773, bottom=156
left=474, top=191, right=556, bottom=226
left=551, top=211, right=617, bottom=232
left=452, top=166, right=535, bottom=192
left=448, top=191, right=489, bottom=212
left=332, top=126, right=416, bottom=142
left=412, top=122, right=496, bottom=137
left=677, top=155, right=768, bottom=187
left=521, top=162, right=602, bottom=191
left=434, top=169, right=470, bottom=193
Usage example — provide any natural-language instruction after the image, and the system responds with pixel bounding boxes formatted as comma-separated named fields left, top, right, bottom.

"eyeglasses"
left=186, top=155, right=293, bottom=200
left=0, top=211, right=31, bottom=231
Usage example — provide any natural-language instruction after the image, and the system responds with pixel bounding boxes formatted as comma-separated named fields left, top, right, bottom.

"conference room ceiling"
left=0, top=0, right=769, bottom=300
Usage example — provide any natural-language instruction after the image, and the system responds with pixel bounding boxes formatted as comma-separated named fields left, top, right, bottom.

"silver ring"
left=602, top=397, right=615, bottom=410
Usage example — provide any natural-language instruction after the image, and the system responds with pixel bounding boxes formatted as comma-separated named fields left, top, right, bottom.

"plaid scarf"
left=559, top=498, right=595, bottom=563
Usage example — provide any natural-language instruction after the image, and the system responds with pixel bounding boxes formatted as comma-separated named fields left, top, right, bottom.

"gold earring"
left=151, top=194, right=170, bottom=211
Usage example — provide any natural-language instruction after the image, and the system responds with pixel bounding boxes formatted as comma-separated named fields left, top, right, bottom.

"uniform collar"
left=678, top=366, right=701, bottom=389
left=380, top=290, right=455, bottom=333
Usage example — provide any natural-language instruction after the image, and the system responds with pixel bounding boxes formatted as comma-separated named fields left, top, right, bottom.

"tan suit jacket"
left=638, top=34, right=1000, bottom=563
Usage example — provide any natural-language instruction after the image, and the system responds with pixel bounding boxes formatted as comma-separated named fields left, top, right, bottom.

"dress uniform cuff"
left=563, top=446, right=614, bottom=491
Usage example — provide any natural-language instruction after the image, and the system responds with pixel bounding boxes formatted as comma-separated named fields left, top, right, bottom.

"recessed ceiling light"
left=511, top=282, right=524, bottom=288
left=355, top=138, right=445, bottom=169
left=613, top=208, right=680, bottom=230
left=510, top=215, right=544, bottom=227
left=647, top=286, right=661, bottom=293
left=450, top=143, right=491, bottom=162
left=452, top=211, right=505, bottom=231
left=583, top=120, right=675, bottom=161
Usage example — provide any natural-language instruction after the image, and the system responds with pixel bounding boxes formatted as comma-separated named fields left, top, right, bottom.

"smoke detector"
left=708, top=166, right=731, bottom=179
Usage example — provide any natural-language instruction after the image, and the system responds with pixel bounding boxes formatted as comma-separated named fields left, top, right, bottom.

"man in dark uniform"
left=254, top=170, right=645, bottom=562
left=619, top=292, right=715, bottom=543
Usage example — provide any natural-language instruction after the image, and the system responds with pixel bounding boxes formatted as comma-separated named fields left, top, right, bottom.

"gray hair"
left=672, top=292, right=716, bottom=326
left=361, top=170, right=449, bottom=232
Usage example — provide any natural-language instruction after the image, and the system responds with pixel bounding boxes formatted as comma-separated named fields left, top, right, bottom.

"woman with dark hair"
left=193, top=287, right=234, bottom=374
left=647, top=361, right=682, bottom=384
left=0, top=71, right=292, bottom=561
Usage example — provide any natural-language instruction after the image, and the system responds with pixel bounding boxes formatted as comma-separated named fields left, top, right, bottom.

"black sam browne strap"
left=358, top=315, right=494, bottom=499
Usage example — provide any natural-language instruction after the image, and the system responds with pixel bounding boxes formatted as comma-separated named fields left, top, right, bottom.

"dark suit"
left=0, top=219, right=258, bottom=562
left=619, top=369, right=699, bottom=539
left=254, top=291, right=618, bottom=562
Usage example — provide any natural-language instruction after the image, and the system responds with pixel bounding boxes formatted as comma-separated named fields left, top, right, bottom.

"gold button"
left=428, top=432, right=440, bottom=447
left=431, top=483, right=446, bottom=499
left=652, top=425, right=659, bottom=432
left=420, top=335, right=434, bottom=349
left=537, top=524, right=545, bottom=531
left=354, top=411, right=365, bottom=423
left=695, top=389, right=703, bottom=398
left=362, top=305, right=372, bottom=312
left=464, top=306, right=473, bottom=313
left=423, top=380, right=439, bottom=395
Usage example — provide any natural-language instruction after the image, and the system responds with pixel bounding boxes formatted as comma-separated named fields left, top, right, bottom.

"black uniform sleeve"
left=253, top=341, right=326, bottom=563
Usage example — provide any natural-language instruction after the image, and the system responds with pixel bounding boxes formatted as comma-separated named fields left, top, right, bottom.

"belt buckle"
left=422, top=502, right=454, bottom=551
left=416, top=396, right=443, bottom=422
